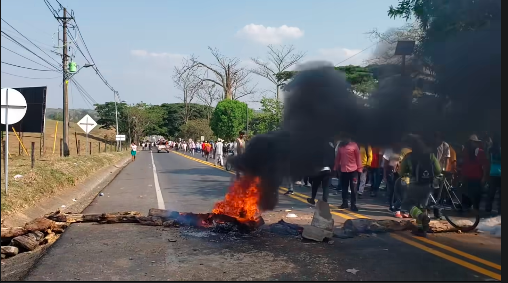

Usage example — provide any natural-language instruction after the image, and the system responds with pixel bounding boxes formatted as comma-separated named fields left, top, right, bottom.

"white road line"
left=150, top=151, right=166, bottom=209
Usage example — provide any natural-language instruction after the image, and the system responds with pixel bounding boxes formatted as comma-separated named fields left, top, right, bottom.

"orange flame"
left=212, top=176, right=261, bottom=222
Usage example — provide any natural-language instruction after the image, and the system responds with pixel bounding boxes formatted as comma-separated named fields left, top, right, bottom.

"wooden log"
left=24, top=218, right=56, bottom=232
left=46, top=211, right=142, bottom=223
left=42, top=232, right=60, bottom=245
left=147, top=208, right=180, bottom=220
left=98, top=214, right=141, bottom=224
left=11, top=235, right=39, bottom=251
left=1, top=246, right=19, bottom=257
left=136, top=216, right=163, bottom=226
left=1, top=227, right=27, bottom=239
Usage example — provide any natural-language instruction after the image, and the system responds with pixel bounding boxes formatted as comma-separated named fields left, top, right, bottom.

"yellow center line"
left=170, top=151, right=357, bottom=220
left=171, top=150, right=501, bottom=279
left=391, top=234, right=501, bottom=281
left=412, top=236, right=501, bottom=271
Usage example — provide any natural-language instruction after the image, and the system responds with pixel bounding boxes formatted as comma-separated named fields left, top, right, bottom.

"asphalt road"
left=24, top=149, right=501, bottom=281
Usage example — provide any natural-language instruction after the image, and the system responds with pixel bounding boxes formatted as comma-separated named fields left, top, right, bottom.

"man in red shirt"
left=461, top=134, right=489, bottom=210
left=334, top=136, right=362, bottom=212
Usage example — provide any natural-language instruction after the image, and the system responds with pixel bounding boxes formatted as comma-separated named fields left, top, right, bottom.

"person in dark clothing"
left=486, top=133, right=501, bottom=214
left=461, top=135, right=489, bottom=210
left=307, top=142, right=335, bottom=204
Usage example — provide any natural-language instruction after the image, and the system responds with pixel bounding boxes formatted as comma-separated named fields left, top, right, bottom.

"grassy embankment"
left=1, top=119, right=130, bottom=215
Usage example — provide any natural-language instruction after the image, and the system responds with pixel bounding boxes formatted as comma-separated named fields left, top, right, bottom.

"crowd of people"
left=160, top=131, right=247, bottom=168
left=282, top=132, right=501, bottom=236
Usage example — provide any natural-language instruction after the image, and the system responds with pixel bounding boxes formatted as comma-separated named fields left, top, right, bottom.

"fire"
left=212, top=176, right=261, bottom=222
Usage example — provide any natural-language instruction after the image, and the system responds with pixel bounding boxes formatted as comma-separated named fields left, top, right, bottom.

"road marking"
left=150, top=151, right=166, bottom=209
left=172, top=151, right=357, bottom=220
left=391, top=234, right=501, bottom=281
left=412, top=236, right=501, bottom=271
left=170, top=150, right=501, bottom=279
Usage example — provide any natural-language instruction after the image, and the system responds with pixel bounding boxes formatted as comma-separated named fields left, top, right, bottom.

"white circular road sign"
left=1, top=88, right=27, bottom=125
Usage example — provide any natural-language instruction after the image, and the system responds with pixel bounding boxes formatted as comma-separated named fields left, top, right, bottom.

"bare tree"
left=197, top=83, right=221, bottom=121
left=178, top=47, right=255, bottom=100
left=250, top=45, right=305, bottom=100
left=173, top=56, right=202, bottom=124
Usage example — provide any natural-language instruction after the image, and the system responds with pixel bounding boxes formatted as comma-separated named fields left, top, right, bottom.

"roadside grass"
left=1, top=151, right=130, bottom=216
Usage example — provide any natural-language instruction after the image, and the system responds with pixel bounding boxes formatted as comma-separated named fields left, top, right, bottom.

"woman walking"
left=130, top=142, right=137, bottom=161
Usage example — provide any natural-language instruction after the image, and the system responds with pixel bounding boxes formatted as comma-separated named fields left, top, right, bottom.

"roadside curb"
left=2, top=156, right=132, bottom=228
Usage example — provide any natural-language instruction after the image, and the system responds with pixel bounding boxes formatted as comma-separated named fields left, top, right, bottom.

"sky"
left=1, top=0, right=408, bottom=110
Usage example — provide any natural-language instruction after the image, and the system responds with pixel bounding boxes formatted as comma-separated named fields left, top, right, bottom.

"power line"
left=1, top=61, right=56, bottom=71
left=1, top=32, right=61, bottom=71
left=70, top=79, right=94, bottom=108
left=335, top=41, right=380, bottom=66
left=1, top=45, right=60, bottom=71
left=1, top=18, right=62, bottom=68
left=1, top=71, right=60, bottom=79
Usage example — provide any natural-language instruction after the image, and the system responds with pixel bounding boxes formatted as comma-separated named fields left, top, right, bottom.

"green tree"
left=159, top=103, right=210, bottom=138
left=94, top=102, right=128, bottom=130
left=178, top=119, right=214, bottom=140
left=254, top=98, right=283, bottom=134
left=125, top=103, right=165, bottom=143
left=210, top=100, right=250, bottom=141
left=277, top=66, right=378, bottom=97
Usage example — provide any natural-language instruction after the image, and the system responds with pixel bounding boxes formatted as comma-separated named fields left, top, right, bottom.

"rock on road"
left=23, top=150, right=501, bottom=281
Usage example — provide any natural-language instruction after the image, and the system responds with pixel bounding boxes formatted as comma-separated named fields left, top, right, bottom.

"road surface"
left=24, top=150, right=501, bottom=281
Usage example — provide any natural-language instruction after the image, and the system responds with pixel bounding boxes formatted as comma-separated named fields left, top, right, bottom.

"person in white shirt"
left=215, top=139, right=224, bottom=166
left=130, top=142, right=137, bottom=161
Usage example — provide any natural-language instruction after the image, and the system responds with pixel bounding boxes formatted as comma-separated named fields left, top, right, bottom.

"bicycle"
left=393, top=173, right=480, bottom=232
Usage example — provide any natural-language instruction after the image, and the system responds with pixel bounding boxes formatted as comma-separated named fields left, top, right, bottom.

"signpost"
left=116, top=134, right=126, bottom=150
left=1, top=88, right=28, bottom=194
left=77, top=114, right=97, bottom=155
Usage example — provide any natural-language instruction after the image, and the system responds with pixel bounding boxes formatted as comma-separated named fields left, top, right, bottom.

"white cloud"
left=236, top=24, right=304, bottom=45
left=130, top=50, right=186, bottom=61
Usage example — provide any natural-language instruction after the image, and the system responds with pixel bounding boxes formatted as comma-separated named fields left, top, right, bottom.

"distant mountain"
left=45, top=108, right=98, bottom=123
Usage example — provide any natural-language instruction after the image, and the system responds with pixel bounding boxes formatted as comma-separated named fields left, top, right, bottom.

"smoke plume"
left=230, top=2, right=500, bottom=211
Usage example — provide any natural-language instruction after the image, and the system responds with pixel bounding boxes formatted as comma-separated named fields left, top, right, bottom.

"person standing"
left=486, top=133, right=501, bottom=214
left=334, top=136, right=362, bottom=211
left=130, top=142, right=137, bottom=161
left=306, top=142, right=335, bottom=204
left=204, top=141, right=212, bottom=161
left=369, top=146, right=383, bottom=197
left=357, top=144, right=372, bottom=198
left=215, top=139, right=224, bottom=166
left=233, top=131, right=246, bottom=179
left=435, top=132, right=451, bottom=173
left=461, top=135, right=489, bottom=210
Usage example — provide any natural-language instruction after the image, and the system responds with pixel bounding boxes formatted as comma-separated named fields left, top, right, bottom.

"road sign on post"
left=77, top=114, right=97, bottom=155
left=1, top=88, right=28, bottom=195
left=116, top=135, right=126, bottom=151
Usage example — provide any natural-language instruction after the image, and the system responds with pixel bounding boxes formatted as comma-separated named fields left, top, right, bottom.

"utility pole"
left=57, top=8, right=73, bottom=157
left=114, top=91, right=120, bottom=151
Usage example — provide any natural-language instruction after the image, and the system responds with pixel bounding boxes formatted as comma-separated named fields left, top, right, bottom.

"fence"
left=0, top=130, right=127, bottom=166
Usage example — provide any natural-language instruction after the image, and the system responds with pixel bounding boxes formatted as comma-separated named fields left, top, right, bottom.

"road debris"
left=302, top=201, right=334, bottom=242
left=286, top=213, right=298, bottom=218
left=13, top=175, right=23, bottom=180
left=346, top=268, right=360, bottom=275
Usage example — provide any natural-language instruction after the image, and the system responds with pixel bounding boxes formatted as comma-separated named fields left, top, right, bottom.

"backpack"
left=413, top=154, right=435, bottom=185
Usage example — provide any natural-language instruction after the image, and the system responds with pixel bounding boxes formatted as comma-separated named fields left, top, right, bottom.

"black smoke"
left=230, top=2, right=500, bottom=210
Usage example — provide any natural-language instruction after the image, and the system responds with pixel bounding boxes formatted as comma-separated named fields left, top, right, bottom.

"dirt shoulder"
left=1, top=152, right=130, bottom=224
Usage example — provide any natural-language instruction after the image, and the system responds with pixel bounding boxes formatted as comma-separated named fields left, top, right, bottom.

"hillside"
left=45, top=108, right=98, bottom=123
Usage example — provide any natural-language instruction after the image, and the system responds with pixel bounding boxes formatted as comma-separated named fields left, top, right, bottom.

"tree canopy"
left=210, top=99, right=251, bottom=141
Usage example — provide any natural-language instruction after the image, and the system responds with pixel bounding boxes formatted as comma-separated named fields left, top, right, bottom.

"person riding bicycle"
left=398, top=134, right=443, bottom=237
